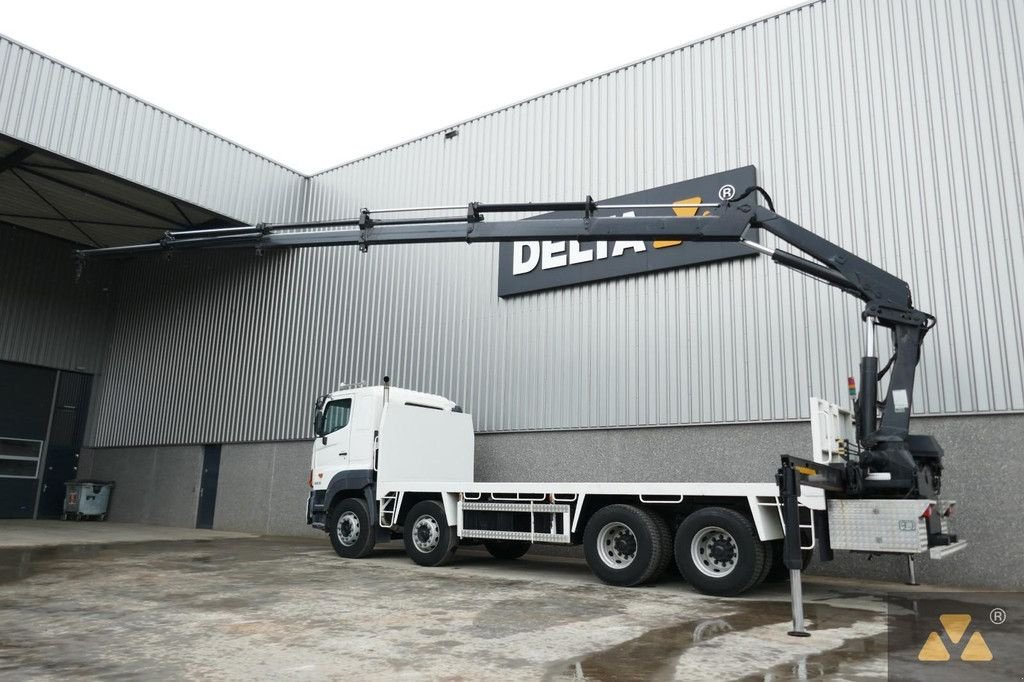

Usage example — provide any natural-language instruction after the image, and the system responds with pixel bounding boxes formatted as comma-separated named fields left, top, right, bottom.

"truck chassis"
left=313, top=476, right=813, bottom=596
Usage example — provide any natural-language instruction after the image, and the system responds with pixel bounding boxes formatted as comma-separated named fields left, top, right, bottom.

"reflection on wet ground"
left=546, top=601, right=888, bottom=681
left=0, top=537, right=911, bottom=679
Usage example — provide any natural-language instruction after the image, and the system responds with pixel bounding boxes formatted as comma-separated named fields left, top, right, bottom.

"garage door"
left=0, top=361, right=91, bottom=518
left=0, top=362, right=55, bottom=517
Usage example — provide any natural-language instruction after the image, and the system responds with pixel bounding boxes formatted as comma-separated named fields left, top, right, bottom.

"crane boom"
left=76, top=185, right=941, bottom=500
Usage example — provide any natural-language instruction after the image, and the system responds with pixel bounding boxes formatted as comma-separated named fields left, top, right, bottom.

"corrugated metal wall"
left=0, top=226, right=115, bottom=373
left=90, top=0, right=1024, bottom=446
left=0, top=33, right=305, bottom=224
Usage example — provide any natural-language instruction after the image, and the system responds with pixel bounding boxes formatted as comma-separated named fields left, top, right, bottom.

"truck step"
left=460, top=502, right=569, bottom=514
left=458, top=500, right=572, bottom=544
left=379, top=491, right=400, bottom=528
left=460, top=529, right=571, bottom=544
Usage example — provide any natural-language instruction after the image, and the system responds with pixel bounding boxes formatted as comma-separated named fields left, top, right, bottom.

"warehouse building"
left=1, top=0, right=1022, bottom=588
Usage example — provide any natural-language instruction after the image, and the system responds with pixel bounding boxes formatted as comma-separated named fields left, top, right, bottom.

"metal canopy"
left=0, top=135, right=243, bottom=247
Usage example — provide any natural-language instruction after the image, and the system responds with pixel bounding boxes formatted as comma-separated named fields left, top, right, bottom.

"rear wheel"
left=484, top=540, right=531, bottom=560
left=327, top=497, right=376, bottom=558
left=583, top=504, right=668, bottom=587
left=403, top=500, right=458, bottom=567
left=674, top=507, right=767, bottom=596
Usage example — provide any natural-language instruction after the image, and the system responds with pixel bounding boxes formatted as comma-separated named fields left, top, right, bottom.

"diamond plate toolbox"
left=827, top=499, right=930, bottom=553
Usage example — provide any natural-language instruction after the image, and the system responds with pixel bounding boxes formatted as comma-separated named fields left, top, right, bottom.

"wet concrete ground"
left=0, top=536, right=923, bottom=680
left=0, top=520, right=254, bottom=549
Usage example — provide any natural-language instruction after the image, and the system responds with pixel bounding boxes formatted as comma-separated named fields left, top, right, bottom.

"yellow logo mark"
left=918, top=614, right=993, bottom=662
left=653, top=196, right=702, bottom=249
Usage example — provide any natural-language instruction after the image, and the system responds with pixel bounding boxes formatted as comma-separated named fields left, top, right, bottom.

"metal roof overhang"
left=0, top=133, right=244, bottom=247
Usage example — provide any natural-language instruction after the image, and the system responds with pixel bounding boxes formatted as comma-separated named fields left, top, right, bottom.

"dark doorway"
left=0, top=362, right=57, bottom=518
left=196, top=444, right=221, bottom=529
left=0, top=361, right=93, bottom=519
left=37, top=372, right=93, bottom=518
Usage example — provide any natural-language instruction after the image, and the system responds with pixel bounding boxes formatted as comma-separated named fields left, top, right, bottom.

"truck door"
left=346, top=396, right=378, bottom=472
left=315, top=398, right=353, bottom=476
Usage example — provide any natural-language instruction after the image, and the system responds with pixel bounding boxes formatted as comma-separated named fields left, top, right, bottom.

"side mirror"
left=313, top=411, right=325, bottom=438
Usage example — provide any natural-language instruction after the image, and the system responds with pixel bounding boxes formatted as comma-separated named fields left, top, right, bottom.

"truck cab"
left=306, top=384, right=458, bottom=531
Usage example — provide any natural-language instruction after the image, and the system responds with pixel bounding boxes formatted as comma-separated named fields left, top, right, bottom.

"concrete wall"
left=80, top=446, right=202, bottom=527
left=813, top=414, right=1024, bottom=590
left=82, top=442, right=318, bottom=537
left=83, top=413, right=1023, bottom=590
left=213, top=441, right=319, bottom=538
left=475, top=421, right=807, bottom=484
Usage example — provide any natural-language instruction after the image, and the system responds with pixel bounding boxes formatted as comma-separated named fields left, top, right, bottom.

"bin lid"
left=65, top=479, right=115, bottom=486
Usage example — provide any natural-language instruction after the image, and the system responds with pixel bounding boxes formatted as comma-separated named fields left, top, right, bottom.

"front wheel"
left=327, top=497, right=376, bottom=558
left=403, top=500, right=458, bottom=567
left=674, top=507, right=767, bottom=596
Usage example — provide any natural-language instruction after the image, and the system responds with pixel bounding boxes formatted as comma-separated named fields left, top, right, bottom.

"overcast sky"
left=4, top=0, right=799, bottom=174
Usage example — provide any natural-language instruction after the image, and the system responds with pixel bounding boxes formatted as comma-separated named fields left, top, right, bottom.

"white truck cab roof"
left=323, top=385, right=458, bottom=412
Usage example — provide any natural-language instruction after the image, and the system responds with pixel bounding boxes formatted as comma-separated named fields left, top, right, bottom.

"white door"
left=314, top=397, right=353, bottom=479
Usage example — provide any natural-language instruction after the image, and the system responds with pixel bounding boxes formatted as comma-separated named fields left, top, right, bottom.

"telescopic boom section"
left=76, top=188, right=938, bottom=498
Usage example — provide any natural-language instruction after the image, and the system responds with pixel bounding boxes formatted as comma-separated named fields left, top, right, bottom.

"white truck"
left=78, top=171, right=966, bottom=604
left=305, top=381, right=958, bottom=597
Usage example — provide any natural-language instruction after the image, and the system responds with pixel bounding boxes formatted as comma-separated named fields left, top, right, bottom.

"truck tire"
left=764, top=540, right=813, bottom=583
left=674, top=507, right=767, bottom=596
left=652, top=513, right=673, bottom=581
left=755, top=537, right=774, bottom=586
left=583, top=504, right=668, bottom=587
left=327, top=497, right=376, bottom=559
left=403, top=500, right=458, bottom=567
left=484, top=540, right=531, bottom=560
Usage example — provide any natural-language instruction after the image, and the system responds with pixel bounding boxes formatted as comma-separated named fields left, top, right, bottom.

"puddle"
left=545, top=601, right=882, bottom=681
left=0, top=544, right=107, bottom=585
left=0, top=550, right=40, bottom=586
left=738, top=632, right=889, bottom=681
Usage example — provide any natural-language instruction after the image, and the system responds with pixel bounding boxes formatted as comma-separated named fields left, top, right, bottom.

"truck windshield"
left=322, top=399, right=351, bottom=435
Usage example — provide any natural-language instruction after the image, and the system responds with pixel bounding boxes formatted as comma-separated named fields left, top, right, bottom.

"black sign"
left=497, top=166, right=758, bottom=297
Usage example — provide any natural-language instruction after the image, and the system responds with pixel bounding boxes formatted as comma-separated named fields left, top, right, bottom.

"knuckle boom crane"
left=78, top=171, right=962, bottom=624
left=78, top=184, right=941, bottom=501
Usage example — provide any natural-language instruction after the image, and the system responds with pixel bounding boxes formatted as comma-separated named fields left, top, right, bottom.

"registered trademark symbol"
left=990, top=607, right=1007, bottom=625
left=718, top=184, right=736, bottom=201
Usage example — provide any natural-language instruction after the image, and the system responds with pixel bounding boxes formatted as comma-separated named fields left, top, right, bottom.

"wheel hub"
left=708, top=537, right=736, bottom=564
left=411, top=514, right=441, bottom=553
left=336, top=511, right=361, bottom=547
left=597, top=522, right=638, bottom=569
left=613, top=534, right=637, bottom=557
left=690, top=526, right=739, bottom=578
